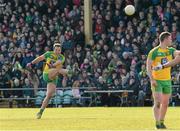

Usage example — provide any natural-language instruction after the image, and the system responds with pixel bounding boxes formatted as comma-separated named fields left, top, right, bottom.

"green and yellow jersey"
left=43, top=51, right=65, bottom=73
left=147, top=46, right=176, bottom=80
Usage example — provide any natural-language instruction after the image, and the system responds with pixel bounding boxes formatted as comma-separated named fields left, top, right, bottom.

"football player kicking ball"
left=27, top=42, right=71, bottom=119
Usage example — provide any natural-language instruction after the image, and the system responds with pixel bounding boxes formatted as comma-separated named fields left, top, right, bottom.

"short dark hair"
left=159, top=32, right=171, bottom=42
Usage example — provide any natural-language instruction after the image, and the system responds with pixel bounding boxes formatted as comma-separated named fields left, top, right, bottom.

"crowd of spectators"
left=0, top=0, right=179, bottom=107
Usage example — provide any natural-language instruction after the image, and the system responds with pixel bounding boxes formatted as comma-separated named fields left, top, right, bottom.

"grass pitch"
left=0, top=107, right=180, bottom=131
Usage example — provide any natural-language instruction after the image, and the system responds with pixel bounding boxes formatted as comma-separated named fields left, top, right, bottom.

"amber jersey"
left=43, top=51, right=65, bottom=73
left=147, top=46, right=176, bottom=80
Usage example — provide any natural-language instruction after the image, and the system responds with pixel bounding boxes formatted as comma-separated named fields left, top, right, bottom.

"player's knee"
left=49, top=72, right=58, bottom=79
left=154, top=101, right=161, bottom=109
left=46, top=93, right=53, bottom=99
left=162, top=104, right=168, bottom=108
left=162, top=102, right=169, bottom=108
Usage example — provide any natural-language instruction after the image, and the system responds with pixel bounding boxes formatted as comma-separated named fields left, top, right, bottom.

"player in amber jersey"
left=146, top=32, right=180, bottom=129
left=27, top=42, right=71, bottom=119
left=148, top=46, right=175, bottom=80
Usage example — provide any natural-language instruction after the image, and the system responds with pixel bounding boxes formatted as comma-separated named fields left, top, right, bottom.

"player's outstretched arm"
left=153, top=55, right=180, bottom=71
left=153, top=50, right=180, bottom=70
left=27, top=54, right=45, bottom=68
left=163, top=55, right=180, bottom=68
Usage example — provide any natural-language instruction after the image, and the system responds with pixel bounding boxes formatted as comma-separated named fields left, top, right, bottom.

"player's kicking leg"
left=48, top=68, right=71, bottom=79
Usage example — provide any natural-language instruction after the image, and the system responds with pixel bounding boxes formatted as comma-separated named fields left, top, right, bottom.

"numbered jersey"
left=148, top=46, right=176, bottom=80
left=43, top=51, right=65, bottom=73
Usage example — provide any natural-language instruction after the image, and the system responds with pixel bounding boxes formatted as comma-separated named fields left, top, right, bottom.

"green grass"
left=0, top=107, right=180, bottom=130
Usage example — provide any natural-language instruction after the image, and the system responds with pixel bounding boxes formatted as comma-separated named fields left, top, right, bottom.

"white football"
left=124, top=5, right=135, bottom=16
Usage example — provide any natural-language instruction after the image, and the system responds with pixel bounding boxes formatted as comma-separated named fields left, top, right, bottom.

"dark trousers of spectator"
left=100, top=94, right=109, bottom=106
left=100, top=94, right=120, bottom=107
left=109, top=94, right=120, bottom=106
left=137, top=99, right=145, bottom=106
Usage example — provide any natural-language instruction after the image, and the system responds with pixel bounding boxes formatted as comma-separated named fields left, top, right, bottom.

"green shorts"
left=43, top=72, right=58, bottom=85
left=151, top=80, right=172, bottom=94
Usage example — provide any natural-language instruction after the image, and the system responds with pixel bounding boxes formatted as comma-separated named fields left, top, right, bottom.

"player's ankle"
left=160, top=120, right=164, bottom=124
left=156, top=121, right=160, bottom=126
left=39, top=108, right=45, bottom=113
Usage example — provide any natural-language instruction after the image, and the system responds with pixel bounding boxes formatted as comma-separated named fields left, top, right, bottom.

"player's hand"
left=47, top=63, right=55, bottom=68
left=26, top=62, right=33, bottom=68
left=150, top=79, right=157, bottom=87
left=153, top=63, right=163, bottom=71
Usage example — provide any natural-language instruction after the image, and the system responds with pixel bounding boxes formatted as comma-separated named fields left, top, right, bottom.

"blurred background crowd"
left=0, top=0, right=180, bottom=107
